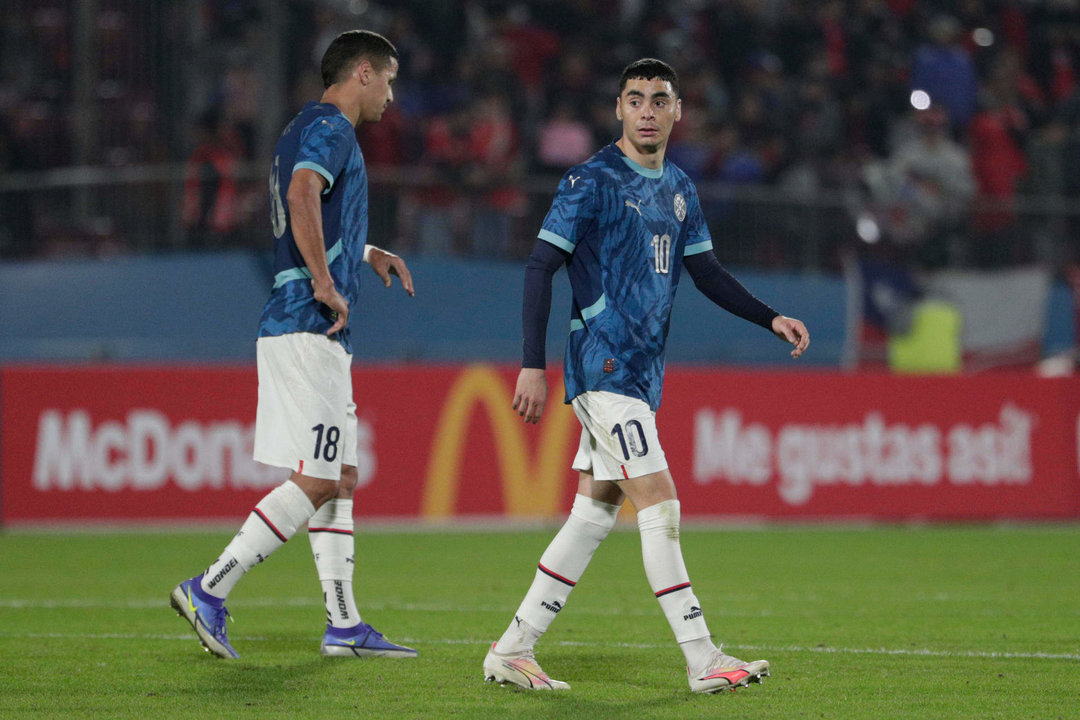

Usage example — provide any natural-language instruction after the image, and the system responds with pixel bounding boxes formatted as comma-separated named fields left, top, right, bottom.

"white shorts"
left=571, top=390, right=668, bottom=481
left=254, top=333, right=358, bottom=481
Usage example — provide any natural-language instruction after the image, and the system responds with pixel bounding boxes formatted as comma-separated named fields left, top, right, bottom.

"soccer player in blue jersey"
left=483, top=59, right=809, bottom=693
left=171, top=30, right=417, bottom=660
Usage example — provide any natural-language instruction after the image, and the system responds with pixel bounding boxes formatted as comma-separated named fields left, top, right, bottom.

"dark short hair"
left=321, top=30, right=398, bottom=88
left=619, top=58, right=680, bottom=98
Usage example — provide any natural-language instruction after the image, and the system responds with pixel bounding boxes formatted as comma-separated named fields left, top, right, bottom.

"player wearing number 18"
left=482, top=59, right=810, bottom=694
left=170, top=30, right=416, bottom=660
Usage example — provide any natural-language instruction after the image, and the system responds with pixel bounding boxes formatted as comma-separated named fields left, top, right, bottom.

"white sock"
left=201, top=480, right=316, bottom=600
left=496, top=494, right=620, bottom=653
left=308, top=498, right=362, bottom=628
left=638, top=499, right=715, bottom=670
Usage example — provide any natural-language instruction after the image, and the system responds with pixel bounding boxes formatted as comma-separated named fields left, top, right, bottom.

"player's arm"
left=514, top=239, right=570, bottom=423
left=287, top=167, right=349, bottom=335
left=363, top=244, right=415, bottom=296
left=683, top=250, right=809, bottom=359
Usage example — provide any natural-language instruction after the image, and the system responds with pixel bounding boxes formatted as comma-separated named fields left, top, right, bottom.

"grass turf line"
left=0, top=526, right=1077, bottom=719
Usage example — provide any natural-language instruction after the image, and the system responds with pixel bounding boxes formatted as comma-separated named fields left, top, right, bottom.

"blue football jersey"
left=539, top=143, right=713, bottom=410
left=258, top=102, right=368, bottom=353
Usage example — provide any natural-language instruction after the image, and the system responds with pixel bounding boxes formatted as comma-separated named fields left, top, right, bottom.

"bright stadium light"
left=910, top=90, right=931, bottom=110
left=973, top=28, right=994, bottom=47
left=856, top=213, right=881, bottom=244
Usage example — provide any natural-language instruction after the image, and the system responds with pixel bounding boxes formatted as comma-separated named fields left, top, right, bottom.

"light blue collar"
left=619, top=150, right=664, bottom=179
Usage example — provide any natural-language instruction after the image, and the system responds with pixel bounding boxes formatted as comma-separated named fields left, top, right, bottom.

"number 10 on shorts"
left=611, top=420, right=649, bottom=461
left=312, top=424, right=340, bottom=461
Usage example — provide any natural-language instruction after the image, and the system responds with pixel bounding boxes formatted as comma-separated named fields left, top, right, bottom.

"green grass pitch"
left=1, top=524, right=1078, bottom=719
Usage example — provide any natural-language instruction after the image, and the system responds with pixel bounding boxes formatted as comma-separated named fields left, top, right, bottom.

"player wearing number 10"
left=171, top=30, right=417, bottom=660
left=482, top=59, right=810, bottom=693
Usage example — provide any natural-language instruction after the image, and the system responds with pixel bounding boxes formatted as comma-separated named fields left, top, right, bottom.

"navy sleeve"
left=522, top=239, right=570, bottom=368
left=683, top=250, right=779, bottom=330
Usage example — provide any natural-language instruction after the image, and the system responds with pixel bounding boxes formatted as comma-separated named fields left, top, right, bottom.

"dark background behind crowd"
left=2, top=0, right=1080, bottom=273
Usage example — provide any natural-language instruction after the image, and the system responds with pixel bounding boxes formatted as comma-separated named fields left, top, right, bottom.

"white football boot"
left=483, top=642, right=570, bottom=690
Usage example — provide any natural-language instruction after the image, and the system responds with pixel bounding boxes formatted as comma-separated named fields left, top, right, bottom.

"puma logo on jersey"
left=625, top=199, right=643, bottom=216
left=569, top=174, right=581, bottom=187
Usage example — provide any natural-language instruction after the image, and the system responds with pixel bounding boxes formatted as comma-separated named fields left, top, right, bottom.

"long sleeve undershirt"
left=520, top=240, right=778, bottom=369
left=522, top=240, right=568, bottom=369
left=682, top=250, right=779, bottom=330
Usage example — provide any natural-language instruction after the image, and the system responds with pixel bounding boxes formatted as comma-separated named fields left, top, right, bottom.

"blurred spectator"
left=181, top=110, right=245, bottom=246
left=848, top=52, right=910, bottom=160
left=536, top=102, right=593, bottom=172
left=969, top=50, right=1031, bottom=266
left=911, top=14, right=979, bottom=137
left=862, top=105, right=974, bottom=267
left=406, top=107, right=471, bottom=256
left=493, top=3, right=560, bottom=101
left=817, top=0, right=849, bottom=79
left=792, top=71, right=846, bottom=166
left=358, top=103, right=408, bottom=250
left=358, top=103, right=406, bottom=168
left=4, top=0, right=1080, bottom=270
left=465, top=93, right=526, bottom=258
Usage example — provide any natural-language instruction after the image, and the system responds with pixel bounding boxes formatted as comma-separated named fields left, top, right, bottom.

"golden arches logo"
left=421, top=365, right=576, bottom=517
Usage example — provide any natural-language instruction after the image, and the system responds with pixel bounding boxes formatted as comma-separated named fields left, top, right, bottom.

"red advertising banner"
left=666, top=369, right=1080, bottom=520
left=2, top=365, right=1079, bottom=524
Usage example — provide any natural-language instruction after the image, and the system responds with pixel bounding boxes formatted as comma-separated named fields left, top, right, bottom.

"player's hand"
left=313, top=279, right=349, bottom=336
left=772, top=315, right=810, bottom=359
left=513, top=368, right=548, bottom=424
left=367, top=245, right=415, bottom=297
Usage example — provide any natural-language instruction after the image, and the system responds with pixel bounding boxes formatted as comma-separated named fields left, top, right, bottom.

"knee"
left=636, top=499, right=681, bottom=537
left=311, top=477, right=339, bottom=507
left=569, top=494, right=620, bottom=539
left=291, top=474, right=339, bottom=508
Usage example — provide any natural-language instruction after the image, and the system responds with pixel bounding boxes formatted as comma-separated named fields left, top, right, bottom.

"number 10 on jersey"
left=651, top=233, right=671, bottom=274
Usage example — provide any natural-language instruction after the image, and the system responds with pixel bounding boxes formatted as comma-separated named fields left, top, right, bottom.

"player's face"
left=616, top=78, right=681, bottom=153
left=361, top=57, right=398, bottom=123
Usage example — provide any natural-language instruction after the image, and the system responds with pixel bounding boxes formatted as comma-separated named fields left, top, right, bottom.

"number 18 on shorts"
left=254, top=333, right=359, bottom=480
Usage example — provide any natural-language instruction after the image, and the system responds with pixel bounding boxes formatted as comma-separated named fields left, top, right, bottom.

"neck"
left=321, top=87, right=361, bottom=127
left=616, top=136, right=665, bottom=169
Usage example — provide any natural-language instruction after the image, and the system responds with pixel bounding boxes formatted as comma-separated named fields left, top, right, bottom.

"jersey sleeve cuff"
left=538, top=228, right=576, bottom=253
left=684, top=240, right=712, bottom=256
left=293, top=161, right=335, bottom=194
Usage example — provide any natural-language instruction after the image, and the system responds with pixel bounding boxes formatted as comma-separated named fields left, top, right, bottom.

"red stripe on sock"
left=254, top=508, right=288, bottom=543
left=308, top=527, right=354, bottom=535
left=655, top=581, right=692, bottom=598
left=538, top=563, right=576, bottom=587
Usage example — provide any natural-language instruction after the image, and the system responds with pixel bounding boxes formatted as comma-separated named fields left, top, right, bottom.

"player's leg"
left=170, top=333, right=345, bottom=658
left=619, top=467, right=770, bottom=693
left=484, top=429, right=622, bottom=689
left=169, top=469, right=332, bottom=659
left=577, top=390, right=768, bottom=692
left=493, top=471, right=623, bottom=653
left=308, top=395, right=416, bottom=658
left=569, top=393, right=716, bottom=676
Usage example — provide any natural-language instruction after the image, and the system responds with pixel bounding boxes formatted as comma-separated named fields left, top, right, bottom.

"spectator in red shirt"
left=969, top=51, right=1030, bottom=265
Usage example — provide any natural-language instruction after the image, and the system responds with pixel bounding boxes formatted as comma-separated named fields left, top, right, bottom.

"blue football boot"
left=170, top=574, right=239, bottom=659
left=320, top=622, right=418, bottom=658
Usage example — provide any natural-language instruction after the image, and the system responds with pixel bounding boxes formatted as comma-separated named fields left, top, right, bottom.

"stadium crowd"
left=2, top=0, right=1080, bottom=268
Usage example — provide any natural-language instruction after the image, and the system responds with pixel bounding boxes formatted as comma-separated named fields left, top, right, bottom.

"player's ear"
left=674, top=98, right=682, bottom=123
left=615, top=96, right=623, bottom=122
left=354, top=59, right=370, bottom=85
